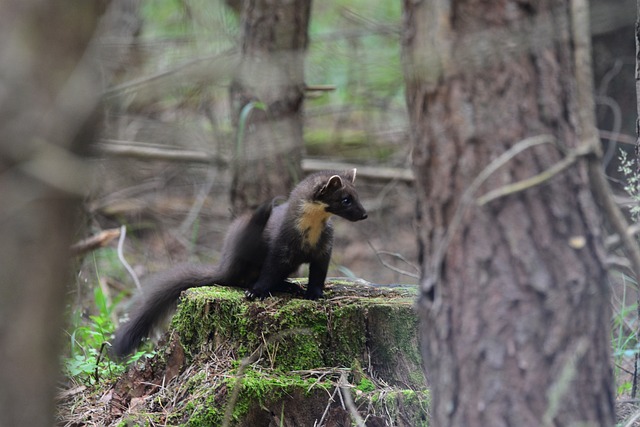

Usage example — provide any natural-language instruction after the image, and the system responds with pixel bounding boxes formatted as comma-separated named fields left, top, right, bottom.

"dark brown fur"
left=112, top=170, right=367, bottom=357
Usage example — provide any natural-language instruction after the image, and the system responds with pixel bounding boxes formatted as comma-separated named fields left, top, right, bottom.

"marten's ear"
left=319, top=174, right=344, bottom=196
left=348, top=168, right=357, bottom=183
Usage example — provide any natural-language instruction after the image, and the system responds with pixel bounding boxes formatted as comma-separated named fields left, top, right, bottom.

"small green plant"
left=63, top=282, right=153, bottom=384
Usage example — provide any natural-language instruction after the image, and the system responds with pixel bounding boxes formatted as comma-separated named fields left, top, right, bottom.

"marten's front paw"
left=304, top=288, right=324, bottom=300
left=245, top=288, right=270, bottom=301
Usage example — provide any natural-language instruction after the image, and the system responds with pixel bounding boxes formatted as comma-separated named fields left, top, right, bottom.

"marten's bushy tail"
left=111, top=200, right=275, bottom=357
left=111, top=263, right=222, bottom=357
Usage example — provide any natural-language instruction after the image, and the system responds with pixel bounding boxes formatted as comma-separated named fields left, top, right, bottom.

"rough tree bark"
left=633, top=0, right=640, bottom=400
left=229, top=0, right=311, bottom=212
left=402, top=1, right=614, bottom=426
left=0, top=1, right=102, bottom=425
left=636, top=0, right=640, bottom=180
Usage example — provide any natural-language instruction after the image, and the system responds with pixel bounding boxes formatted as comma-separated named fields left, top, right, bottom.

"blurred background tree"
left=0, top=1, right=104, bottom=426
left=228, top=0, right=311, bottom=212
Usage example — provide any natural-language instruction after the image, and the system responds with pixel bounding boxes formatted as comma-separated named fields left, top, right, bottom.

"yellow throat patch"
left=296, top=201, right=332, bottom=247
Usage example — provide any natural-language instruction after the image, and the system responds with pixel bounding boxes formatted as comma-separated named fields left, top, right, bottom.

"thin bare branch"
left=102, top=49, right=240, bottom=98
left=70, top=228, right=121, bottom=256
left=426, top=134, right=556, bottom=290
left=599, top=130, right=636, bottom=146
left=97, top=139, right=227, bottom=165
left=367, top=241, right=419, bottom=279
left=477, top=144, right=593, bottom=206
left=605, top=224, right=640, bottom=251
left=303, top=159, right=414, bottom=182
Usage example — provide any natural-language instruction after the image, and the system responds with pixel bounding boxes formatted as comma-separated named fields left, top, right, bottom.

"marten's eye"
left=341, top=196, right=352, bottom=207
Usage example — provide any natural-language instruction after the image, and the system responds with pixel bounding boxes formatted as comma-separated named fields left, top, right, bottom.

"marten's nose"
left=360, top=213, right=368, bottom=220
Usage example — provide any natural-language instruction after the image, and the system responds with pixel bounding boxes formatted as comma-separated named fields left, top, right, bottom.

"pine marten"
left=112, top=169, right=367, bottom=357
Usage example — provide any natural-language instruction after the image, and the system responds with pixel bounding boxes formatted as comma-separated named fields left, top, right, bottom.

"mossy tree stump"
left=111, top=281, right=429, bottom=426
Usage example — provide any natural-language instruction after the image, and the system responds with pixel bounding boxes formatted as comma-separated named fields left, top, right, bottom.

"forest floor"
left=58, top=282, right=428, bottom=426
left=60, top=156, right=640, bottom=426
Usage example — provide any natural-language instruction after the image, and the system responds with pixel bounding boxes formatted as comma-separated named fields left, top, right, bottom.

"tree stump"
left=110, top=281, right=429, bottom=426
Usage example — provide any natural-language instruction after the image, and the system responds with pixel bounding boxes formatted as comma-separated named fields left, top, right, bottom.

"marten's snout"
left=351, top=209, right=367, bottom=221
left=341, top=208, right=367, bottom=222
left=354, top=204, right=367, bottom=221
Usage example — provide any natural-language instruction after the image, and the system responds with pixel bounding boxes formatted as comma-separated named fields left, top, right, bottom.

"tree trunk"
left=229, top=0, right=311, bottom=212
left=402, top=1, right=614, bottom=426
left=636, top=0, right=640, bottom=178
left=0, top=1, right=102, bottom=425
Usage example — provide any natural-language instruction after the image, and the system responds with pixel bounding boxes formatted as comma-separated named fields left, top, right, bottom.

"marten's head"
left=311, top=169, right=368, bottom=222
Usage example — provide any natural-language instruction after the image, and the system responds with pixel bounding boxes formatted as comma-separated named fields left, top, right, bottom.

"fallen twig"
left=70, top=228, right=121, bottom=256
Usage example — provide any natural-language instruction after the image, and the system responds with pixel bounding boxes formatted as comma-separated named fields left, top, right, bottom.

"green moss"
left=366, top=302, right=425, bottom=387
left=368, top=303, right=420, bottom=362
left=116, top=416, right=157, bottom=427
left=355, top=378, right=376, bottom=393
left=224, top=369, right=335, bottom=425
left=167, top=366, right=336, bottom=426
left=409, top=369, right=427, bottom=387
left=265, top=298, right=328, bottom=370
left=174, top=288, right=332, bottom=371
left=332, top=303, right=367, bottom=362
left=180, top=393, right=224, bottom=426
left=232, top=369, right=331, bottom=404
left=172, top=284, right=424, bottom=386
left=172, top=287, right=249, bottom=358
